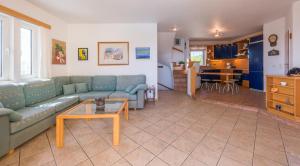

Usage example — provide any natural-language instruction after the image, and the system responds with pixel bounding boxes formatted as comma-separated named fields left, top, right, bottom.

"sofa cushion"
left=92, top=76, right=117, bottom=91
left=70, top=76, right=92, bottom=91
left=109, top=91, right=137, bottom=101
left=52, top=76, right=70, bottom=96
left=77, top=91, right=113, bottom=101
left=0, top=108, right=22, bottom=122
left=63, top=84, right=75, bottom=95
left=32, top=95, right=79, bottom=113
left=10, top=106, right=55, bottom=134
left=23, top=80, right=56, bottom=106
left=75, top=83, right=88, bottom=93
left=0, top=84, right=26, bottom=110
left=116, top=75, right=146, bottom=91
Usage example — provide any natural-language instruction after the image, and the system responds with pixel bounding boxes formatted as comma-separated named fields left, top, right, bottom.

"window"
left=20, top=27, right=32, bottom=76
left=19, top=22, right=37, bottom=79
left=0, top=20, right=3, bottom=77
left=0, top=15, right=39, bottom=81
left=0, top=14, right=10, bottom=80
left=190, top=50, right=205, bottom=65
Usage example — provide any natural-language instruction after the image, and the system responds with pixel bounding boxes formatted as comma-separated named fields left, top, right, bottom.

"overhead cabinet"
left=213, top=44, right=238, bottom=59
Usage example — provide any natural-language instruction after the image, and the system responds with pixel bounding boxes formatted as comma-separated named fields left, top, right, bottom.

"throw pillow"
left=125, top=85, right=136, bottom=93
left=75, top=83, right=88, bottom=93
left=0, top=102, right=4, bottom=108
left=63, top=84, right=75, bottom=95
left=129, top=84, right=148, bottom=95
left=0, top=108, right=22, bottom=122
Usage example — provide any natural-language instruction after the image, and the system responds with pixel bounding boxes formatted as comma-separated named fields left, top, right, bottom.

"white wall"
left=292, top=1, right=300, bottom=68
left=263, top=17, right=288, bottom=90
left=158, top=32, right=176, bottom=66
left=0, top=0, right=69, bottom=77
left=263, top=18, right=287, bottom=75
left=67, top=23, right=158, bottom=97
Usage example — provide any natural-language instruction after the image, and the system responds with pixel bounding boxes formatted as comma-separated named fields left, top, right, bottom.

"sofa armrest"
left=129, top=84, right=147, bottom=95
left=136, top=89, right=145, bottom=109
left=0, top=113, right=10, bottom=157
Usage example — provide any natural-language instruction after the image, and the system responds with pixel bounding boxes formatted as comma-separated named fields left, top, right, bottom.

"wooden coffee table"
left=56, top=98, right=129, bottom=148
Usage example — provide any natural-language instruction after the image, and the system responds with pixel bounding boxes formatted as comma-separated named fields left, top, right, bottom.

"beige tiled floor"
left=197, top=87, right=266, bottom=110
left=1, top=91, right=300, bottom=166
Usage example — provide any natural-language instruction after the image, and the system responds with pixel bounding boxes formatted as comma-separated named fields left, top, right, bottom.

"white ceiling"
left=27, top=0, right=297, bottom=39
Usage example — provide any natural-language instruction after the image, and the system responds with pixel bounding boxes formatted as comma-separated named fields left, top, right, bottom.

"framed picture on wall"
left=52, top=39, right=66, bottom=64
left=136, top=47, right=150, bottom=59
left=98, top=42, right=129, bottom=65
left=78, top=48, right=88, bottom=61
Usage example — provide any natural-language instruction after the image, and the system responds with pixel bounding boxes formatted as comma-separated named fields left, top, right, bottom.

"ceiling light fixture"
left=171, top=27, right=178, bottom=32
left=214, top=30, right=221, bottom=37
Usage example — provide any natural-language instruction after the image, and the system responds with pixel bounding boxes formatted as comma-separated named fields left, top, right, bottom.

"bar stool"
left=230, top=79, right=240, bottom=93
left=201, top=78, right=212, bottom=90
left=223, top=80, right=235, bottom=94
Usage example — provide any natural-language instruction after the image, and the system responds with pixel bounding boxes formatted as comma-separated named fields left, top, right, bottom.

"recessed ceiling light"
left=214, top=30, right=224, bottom=38
left=171, top=27, right=178, bottom=32
left=214, top=30, right=220, bottom=37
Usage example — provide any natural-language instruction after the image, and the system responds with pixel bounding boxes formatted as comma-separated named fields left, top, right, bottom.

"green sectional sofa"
left=0, top=75, right=147, bottom=158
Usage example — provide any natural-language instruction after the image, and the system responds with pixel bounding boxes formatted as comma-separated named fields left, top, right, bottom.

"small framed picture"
left=78, top=48, right=88, bottom=61
left=136, top=47, right=150, bottom=59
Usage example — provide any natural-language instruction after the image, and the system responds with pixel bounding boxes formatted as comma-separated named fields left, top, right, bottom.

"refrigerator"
left=248, top=35, right=264, bottom=91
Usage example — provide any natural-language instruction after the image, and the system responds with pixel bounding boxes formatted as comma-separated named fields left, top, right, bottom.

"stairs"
left=173, top=70, right=187, bottom=92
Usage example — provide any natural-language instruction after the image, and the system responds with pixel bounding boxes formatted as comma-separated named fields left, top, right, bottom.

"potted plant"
left=179, top=61, right=185, bottom=69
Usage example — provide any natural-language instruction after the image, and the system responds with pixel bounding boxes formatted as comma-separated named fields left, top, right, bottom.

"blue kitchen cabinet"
left=231, top=44, right=238, bottom=58
left=214, top=45, right=222, bottom=59
left=248, top=35, right=264, bottom=91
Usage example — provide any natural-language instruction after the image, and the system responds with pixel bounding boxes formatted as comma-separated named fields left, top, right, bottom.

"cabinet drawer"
left=268, top=101, right=295, bottom=115
left=269, top=94, right=294, bottom=105
left=271, top=78, right=295, bottom=87
left=268, top=86, right=294, bottom=96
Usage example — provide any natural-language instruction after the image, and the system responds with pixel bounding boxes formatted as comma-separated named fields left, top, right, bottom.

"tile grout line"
left=278, top=123, right=291, bottom=166
left=215, top=107, right=243, bottom=166
left=46, top=128, right=58, bottom=166
left=64, top=121, right=95, bottom=166
left=252, top=110, right=259, bottom=166
left=179, top=106, right=229, bottom=166
left=83, top=117, right=136, bottom=166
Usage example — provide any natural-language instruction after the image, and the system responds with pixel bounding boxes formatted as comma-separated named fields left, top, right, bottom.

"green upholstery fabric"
left=109, top=91, right=137, bottom=101
left=32, top=95, right=79, bottom=113
left=136, top=90, right=145, bottom=109
left=0, top=115, right=10, bottom=157
left=70, top=76, right=92, bottom=91
left=116, top=75, right=146, bottom=91
left=125, top=85, right=135, bottom=93
left=0, top=108, right=22, bottom=122
left=0, top=84, right=26, bottom=110
left=63, top=84, right=75, bottom=95
left=77, top=91, right=113, bottom=101
left=52, top=76, right=70, bottom=96
left=10, top=115, right=55, bottom=149
left=23, top=80, right=56, bottom=106
left=10, top=106, right=55, bottom=134
left=129, top=84, right=147, bottom=94
left=92, top=76, right=116, bottom=91
left=75, top=83, right=88, bottom=93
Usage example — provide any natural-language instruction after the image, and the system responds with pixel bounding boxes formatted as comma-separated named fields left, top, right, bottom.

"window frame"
left=18, top=20, right=38, bottom=80
left=0, top=14, right=11, bottom=81
left=190, top=49, right=206, bottom=66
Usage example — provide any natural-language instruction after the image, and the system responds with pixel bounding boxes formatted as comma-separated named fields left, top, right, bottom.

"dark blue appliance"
left=248, top=35, right=264, bottom=91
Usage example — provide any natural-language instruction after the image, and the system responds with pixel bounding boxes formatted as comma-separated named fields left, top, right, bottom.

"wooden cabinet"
left=266, top=75, right=300, bottom=122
